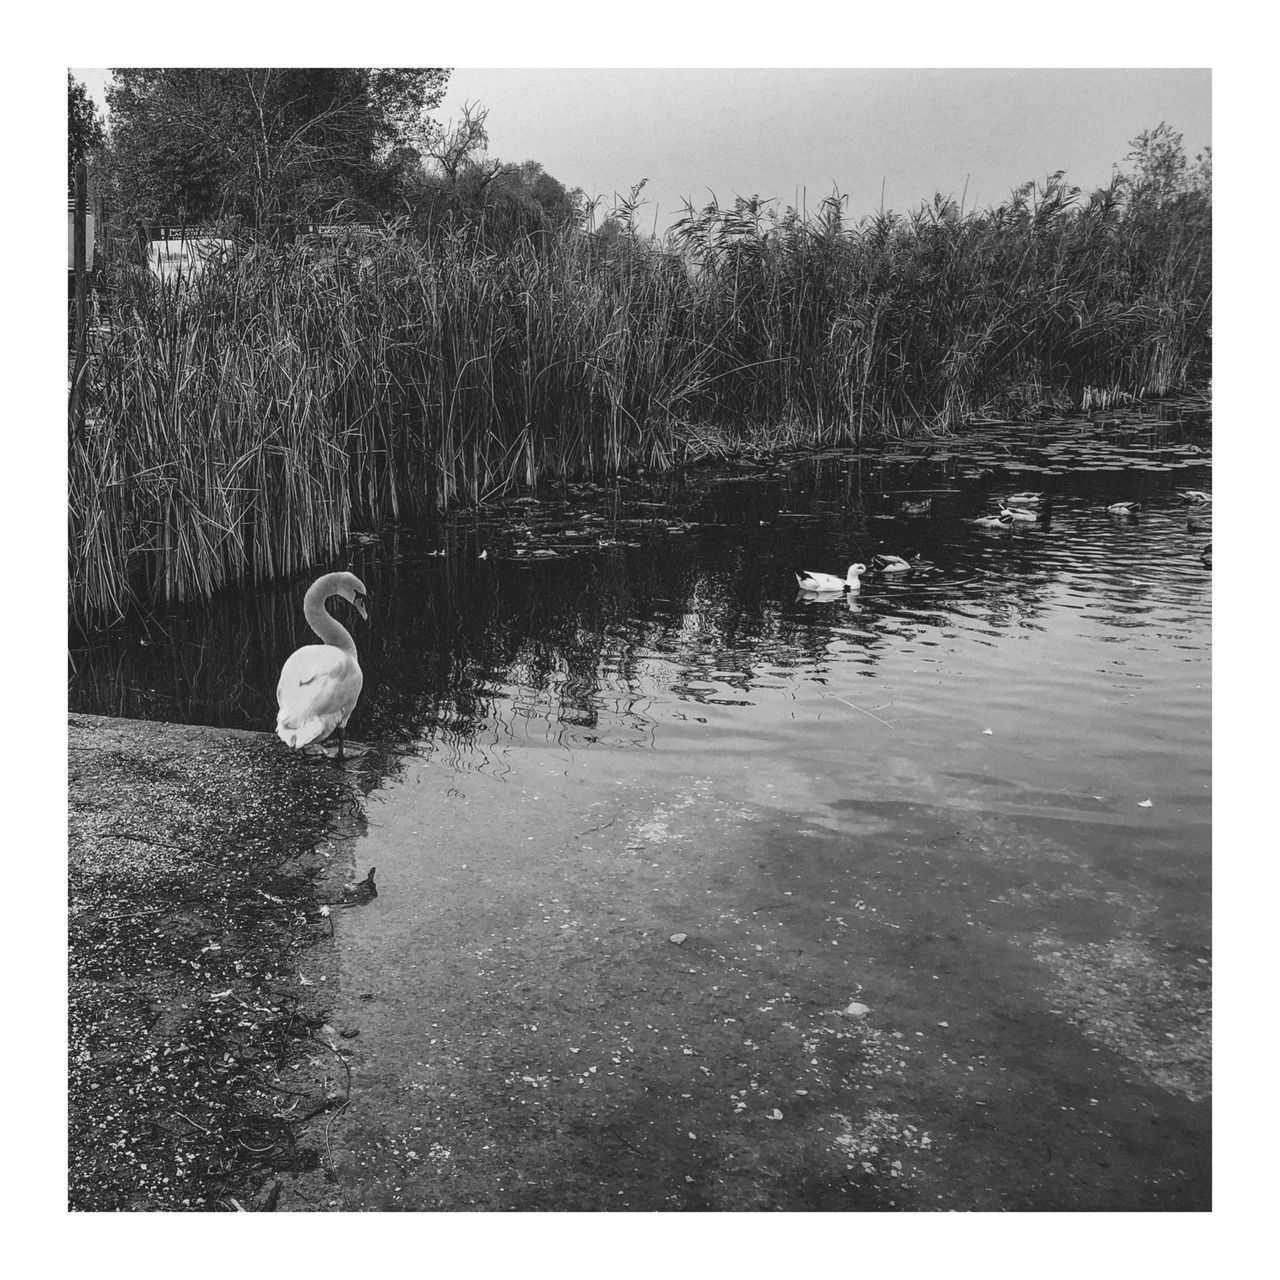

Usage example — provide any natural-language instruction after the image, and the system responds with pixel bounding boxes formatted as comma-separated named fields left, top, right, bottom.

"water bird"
left=872, top=553, right=938, bottom=576
left=1180, top=490, right=1211, bottom=505
left=973, top=513, right=1014, bottom=528
left=871, top=554, right=913, bottom=574
left=1003, top=491, right=1044, bottom=506
left=1106, top=501, right=1142, bottom=515
left=900, top=497, right=932, bottom=516
left=344, top=868, right=378, bottom=904
left=276, top=571, right=368, bottom=760
left=795, top=563, right=866, bottom=593
left=999, top=505, right=1038, bottom=522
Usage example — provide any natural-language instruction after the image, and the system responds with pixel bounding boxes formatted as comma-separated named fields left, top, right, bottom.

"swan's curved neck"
left=304, top=582, right=357, bottom=655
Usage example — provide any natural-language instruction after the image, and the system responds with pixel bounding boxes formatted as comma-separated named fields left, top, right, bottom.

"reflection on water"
left=70, top=402, right=1211, bottom=843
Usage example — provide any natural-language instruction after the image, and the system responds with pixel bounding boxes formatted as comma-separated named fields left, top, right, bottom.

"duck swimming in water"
left=871, top=554, right=913, bottom=575
left=1000, top=505, right=1038, bottom=522
left=1106, top=501, right=1142, bottom=516
left=1003, top=491, right=1044, bottom=506
left=873, top=552, right=938, bottom=575
left=795, top=563, right=866, bottom=593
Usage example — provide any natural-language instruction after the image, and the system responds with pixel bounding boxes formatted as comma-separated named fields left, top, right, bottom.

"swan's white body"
left=796, top=563, right=866, bottom=593
left=974, top=513, right=1013, bottom=528
left=1004, top=491, right=1044, bottom=506
left=276, top=572, right=368, bottom=753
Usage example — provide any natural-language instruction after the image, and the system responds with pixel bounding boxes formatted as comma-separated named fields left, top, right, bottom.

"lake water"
left=69, top=401, right=1212, bottom=1209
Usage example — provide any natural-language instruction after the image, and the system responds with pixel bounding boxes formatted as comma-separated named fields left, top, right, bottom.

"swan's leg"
left=335, top=725, right=345, bottom=761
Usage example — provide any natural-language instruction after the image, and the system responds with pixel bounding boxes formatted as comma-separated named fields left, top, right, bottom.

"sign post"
left=70, top=162, right=89, bottom=427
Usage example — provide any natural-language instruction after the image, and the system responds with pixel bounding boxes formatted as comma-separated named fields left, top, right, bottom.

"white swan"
left=999, top=505, right=1038, bottom=522
left=796, top=563, right=866, bottom=593
left=276, top=571, right=369, bottom=759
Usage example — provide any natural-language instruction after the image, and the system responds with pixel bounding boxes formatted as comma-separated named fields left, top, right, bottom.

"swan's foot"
left=308, top=735, right=368, bottom=762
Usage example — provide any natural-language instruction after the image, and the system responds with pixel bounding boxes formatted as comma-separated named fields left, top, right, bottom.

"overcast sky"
left=72, top=66, right=1210, bottom=233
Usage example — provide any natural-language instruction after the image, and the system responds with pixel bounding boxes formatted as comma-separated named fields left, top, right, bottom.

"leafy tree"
left=68, top=72, right=105, bottom=191
left=501, top=161, right=582, bottom=227
left=105, top=67, right=449, bottom=225
left=406, top=104, right=583, bottom=239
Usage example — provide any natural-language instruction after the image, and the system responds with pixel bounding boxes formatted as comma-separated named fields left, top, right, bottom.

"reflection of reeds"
left=71, top=174, right=1209, bottom=627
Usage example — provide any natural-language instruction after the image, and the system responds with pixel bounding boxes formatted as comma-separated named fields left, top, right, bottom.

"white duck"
left=276, top=571, right=369, bottom=759
left=1106, top=501, right=1141, bottom=516
left=999, top=505, right=1038, bottom=522
left=1003, top=491, right=1044, bottom=506
left=795, top=563, right=866, bottom=593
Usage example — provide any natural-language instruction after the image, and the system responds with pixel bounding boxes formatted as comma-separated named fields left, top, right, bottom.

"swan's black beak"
left=353, top=592, right=369, bottom=621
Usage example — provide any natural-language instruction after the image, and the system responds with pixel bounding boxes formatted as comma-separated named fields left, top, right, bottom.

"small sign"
left=68, top=208, right=95, bottom=271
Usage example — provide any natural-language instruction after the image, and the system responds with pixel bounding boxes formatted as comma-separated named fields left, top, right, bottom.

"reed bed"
left=70, top=173, right=1209, bottom=628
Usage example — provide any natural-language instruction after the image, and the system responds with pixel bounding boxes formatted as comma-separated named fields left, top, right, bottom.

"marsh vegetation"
left=69, top=124, right=1209, bottom=629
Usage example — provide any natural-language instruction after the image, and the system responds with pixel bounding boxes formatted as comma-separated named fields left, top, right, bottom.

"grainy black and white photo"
left=66, top=61, right=1212, bottom=1217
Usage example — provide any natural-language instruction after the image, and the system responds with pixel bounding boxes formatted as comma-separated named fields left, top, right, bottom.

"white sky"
left=72, top=66, right=1210, bottom=232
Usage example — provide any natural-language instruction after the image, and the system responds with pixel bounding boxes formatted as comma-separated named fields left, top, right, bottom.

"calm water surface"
left=71, top=403, right=1211, bottom=1207
left=72, top=406, right=1212, bottom=847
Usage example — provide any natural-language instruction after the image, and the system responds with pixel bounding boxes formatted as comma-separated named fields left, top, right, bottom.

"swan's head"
left=847, top=563, right=867, bottom=579
left=318, top=571, right=369, bottom=620
left=342, top=574, right=370, bottom=621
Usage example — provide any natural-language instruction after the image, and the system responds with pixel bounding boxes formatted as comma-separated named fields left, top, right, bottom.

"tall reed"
left=70, top=172, right=1210, bottom=628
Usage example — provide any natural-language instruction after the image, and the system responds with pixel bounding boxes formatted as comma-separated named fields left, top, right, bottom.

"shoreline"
left=68, top=713, right=363, bottom=1211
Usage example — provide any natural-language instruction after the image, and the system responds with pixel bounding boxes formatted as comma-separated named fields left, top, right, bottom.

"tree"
left=68, top=72, right=105, bottom=191
left=406, top=103, right=583, bottom=239
left=105, top=67, right=450, bottom=225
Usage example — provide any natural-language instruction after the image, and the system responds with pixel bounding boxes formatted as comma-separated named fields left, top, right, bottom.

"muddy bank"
left=68, top=713, right=365, bottom=1211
